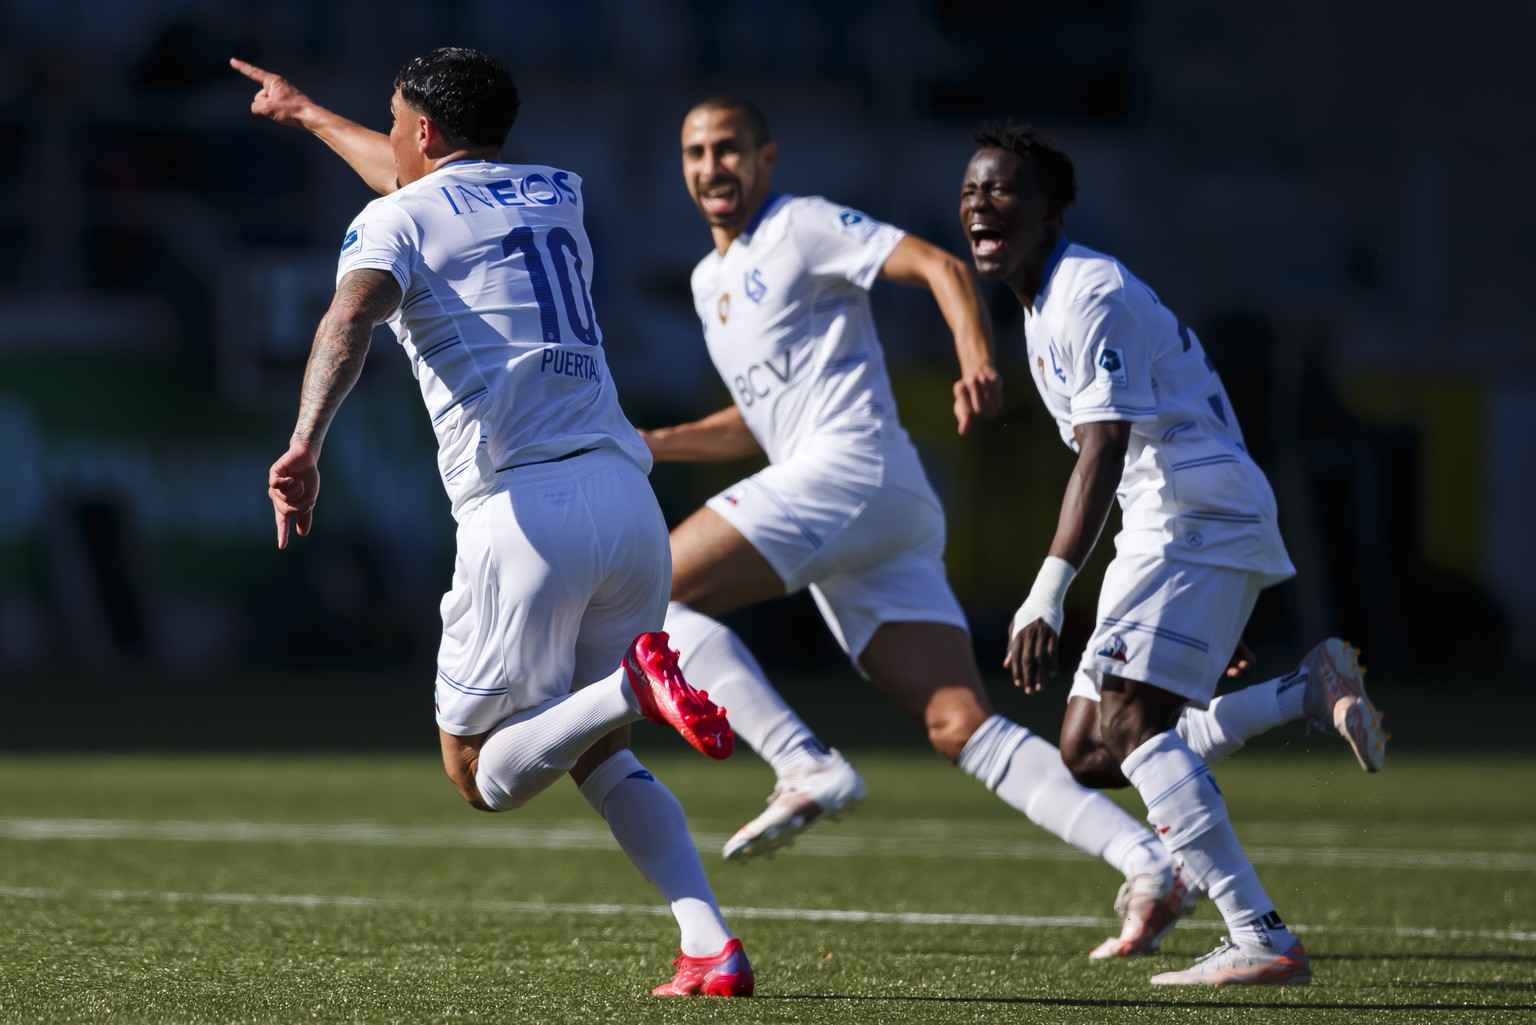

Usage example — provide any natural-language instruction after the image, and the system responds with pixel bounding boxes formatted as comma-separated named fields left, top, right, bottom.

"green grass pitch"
left=1, top=748, right=1532, bottom=1023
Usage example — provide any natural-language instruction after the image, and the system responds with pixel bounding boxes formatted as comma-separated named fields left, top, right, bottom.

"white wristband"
left=1009, top=556, right=1077, bottom=641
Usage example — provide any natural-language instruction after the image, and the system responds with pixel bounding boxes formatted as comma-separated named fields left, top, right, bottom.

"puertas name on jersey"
left=540, top=347, right=602, bottom=382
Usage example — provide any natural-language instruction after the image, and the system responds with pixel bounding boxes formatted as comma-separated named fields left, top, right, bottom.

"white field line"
left=1, top=817, right=1534, bottom=872
left=1, top=884, right=1533, bottom=945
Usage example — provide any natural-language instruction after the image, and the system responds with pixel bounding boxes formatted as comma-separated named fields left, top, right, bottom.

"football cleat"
left=1088, top=868, right=1196, bottom=959
left=652, top=938, right=755, bottom=997
left=625, top=632, right=733, bottom=760
left=723, top=751, right=866, bottom=861
left=1150, top=936, right=1311, bottom=986
left=1301, top=638, right=1387, bottom=772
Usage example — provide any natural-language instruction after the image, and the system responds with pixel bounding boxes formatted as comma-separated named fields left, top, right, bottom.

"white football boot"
left=1088, top=867, right=1196, bottom=959
left=723, top=750, right=866, bottom=861
left=1151, top=935, right=1311, bottom=986
left=1301, top=638, right=1387, bottom=772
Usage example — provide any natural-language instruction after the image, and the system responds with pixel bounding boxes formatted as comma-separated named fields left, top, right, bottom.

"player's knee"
left=439, top=765, right=493, bottom=812
left=1064, top=748, right=1129, bottom=789
left=472, top=769, right=528, bottom=813
left=1058, top=719, right=1124, bottom=787
left=926, top=704, right=989, bottom=761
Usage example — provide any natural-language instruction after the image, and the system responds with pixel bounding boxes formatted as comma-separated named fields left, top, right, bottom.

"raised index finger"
left=229, top=57, right=273, bottom=85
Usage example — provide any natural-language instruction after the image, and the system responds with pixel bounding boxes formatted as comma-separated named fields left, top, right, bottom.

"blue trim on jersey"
left=1074, top=401, right=1158, bottom=417
left=742, top=192, right=782, bottom=240
left=821, top=353, right=870, bottom=372
left=1162, top=422, right=1197, bottom=441
left=436, top=667, right=507, bottom=696
left=1183, top=511, right=1263, bottom=524
left=1033, top=236, right=1071, bottom=312
left=444, top=457, right=476, bottom=482
left=1170, top=455, right=1241, bottom=471
left=417, top=335, right=462, bottom=360
left=403, top=287, right=434, bottom=311
left=432, top=388, right=488, bottom=426
left=1100, top=616, right=1211, bottom=653
left=745, top=478, right=823, bottom=548
left=813, top=296, right=857, bottom=313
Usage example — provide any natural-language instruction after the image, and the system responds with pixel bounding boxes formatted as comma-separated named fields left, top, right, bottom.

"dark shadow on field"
left=1404, top=982, right=1536, bottom=993
left=1319, top=952, right=1536, bottom=966
left=758, top=995, right=1536, bottom=1012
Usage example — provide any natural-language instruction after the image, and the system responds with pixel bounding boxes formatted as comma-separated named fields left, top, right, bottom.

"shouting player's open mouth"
left=967, top=219, right=1006, bottom=267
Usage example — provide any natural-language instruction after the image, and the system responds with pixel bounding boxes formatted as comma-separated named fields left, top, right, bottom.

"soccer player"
left=241, top=50, right=753, bottom=998
left=647, top=95, right=1202, bottom=954
left=958, top=122, right=1388, bottom=985
left=230, top=66, right=1347, bottom=964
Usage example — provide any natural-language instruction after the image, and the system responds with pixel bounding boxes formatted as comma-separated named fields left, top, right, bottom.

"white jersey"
left=1023, top=239, right=1294, bottom=579
left=337, top=160, right=650, bottom=519
left=689, top=193, right=930, bottom=488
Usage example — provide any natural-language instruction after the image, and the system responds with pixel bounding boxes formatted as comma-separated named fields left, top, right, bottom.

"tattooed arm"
left=268, top=269, right=402, bottom=548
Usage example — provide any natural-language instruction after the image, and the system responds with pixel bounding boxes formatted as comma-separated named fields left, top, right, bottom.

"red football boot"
left=652, top=938, right=755, bottom=997
left=625, top=631, right=734, bottom=760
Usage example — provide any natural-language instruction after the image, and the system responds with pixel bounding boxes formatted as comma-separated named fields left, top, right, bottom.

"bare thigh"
left=669, top=505, right=787, bottom=616
left=857, top=620, right=993, bottom=761
left=1059, top=695, right=1131, bottom=789
left=1098, top=673, right=1189, bottom=762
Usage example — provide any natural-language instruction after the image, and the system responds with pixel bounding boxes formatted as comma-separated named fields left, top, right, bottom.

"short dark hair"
left=394, top=47, right=520, bottom=149
left=972, top=120, right=1077, bottom=211
left=690, top=95, right=773, bottom=146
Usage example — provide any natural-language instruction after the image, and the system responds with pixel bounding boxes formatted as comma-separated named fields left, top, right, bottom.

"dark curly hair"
left=394, top=47, right=520, bottom=149
left=971, top=120, right=1077, bottom=212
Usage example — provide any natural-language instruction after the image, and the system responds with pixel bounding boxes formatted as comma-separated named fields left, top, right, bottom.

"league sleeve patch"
left=835, top=207, right=879, bottom=241
left=341, top=226, right=363, bottom=256
left=1096, top=345, right=1128, bottom=388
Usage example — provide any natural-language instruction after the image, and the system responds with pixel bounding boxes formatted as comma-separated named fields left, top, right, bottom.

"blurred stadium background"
left=0, top=0, right=1531, bottom=748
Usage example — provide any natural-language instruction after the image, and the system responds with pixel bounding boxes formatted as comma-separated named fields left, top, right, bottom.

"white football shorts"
left=705, top=452, right=967, bottom=662
left=1068, top=552, right=1267, bottom=708
left=434, top=449, right=670, bottom=737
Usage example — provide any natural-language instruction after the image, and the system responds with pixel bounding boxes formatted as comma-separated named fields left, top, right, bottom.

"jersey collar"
left=1033, top=235, right=1070, bottom=313
left=741, top=191, right=783, bottom=241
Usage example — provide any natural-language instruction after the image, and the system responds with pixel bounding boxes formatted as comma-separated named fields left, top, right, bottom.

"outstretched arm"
left=231, top=57, right=398, bottom=196
left=639, top=405, right=763, bottom=463
left=879, top=234, right=1001, bottom=434
left=269, top=268, right=402, bottom=548
left=1005, top=419, right=1131, bottom=693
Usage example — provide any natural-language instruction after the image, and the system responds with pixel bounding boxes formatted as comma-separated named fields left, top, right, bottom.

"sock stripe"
left=1141, top=765, right=1212, bottom=811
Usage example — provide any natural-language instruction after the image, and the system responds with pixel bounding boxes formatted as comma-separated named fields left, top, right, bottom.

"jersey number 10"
left=501, top=226, right=599, bottom=347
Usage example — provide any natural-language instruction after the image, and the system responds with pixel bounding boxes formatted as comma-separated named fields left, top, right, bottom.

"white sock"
left=474, top=667, right=638, bottom=811
left=665, top=602, right=828, bottom=776
left=579, top=749, right=733, bottom=957
left=958, top=715, right=1170, bottom=880
left=1176, top=670, right=1306, bottom=763
left=1121, top=731, right=1297, bottom=953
